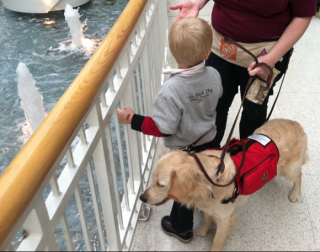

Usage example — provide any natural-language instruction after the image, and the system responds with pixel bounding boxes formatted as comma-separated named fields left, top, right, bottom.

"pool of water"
left=0, top=0, right=129, bottom=175
left=0, top=0, right=130, bottom=250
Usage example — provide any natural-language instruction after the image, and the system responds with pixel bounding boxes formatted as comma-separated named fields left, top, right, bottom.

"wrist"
left=191, top=0, right=208, bottom=9
left=266, top=51, right=283, bottom=67
left=127, top=113, right=134, bottom=124
left=258, top=54, right=277, bottom=69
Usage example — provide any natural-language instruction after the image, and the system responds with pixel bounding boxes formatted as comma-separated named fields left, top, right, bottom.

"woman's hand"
left=117, top=106, right=134, bottom=124
left=248, top=16, right=312, bottom=78
left=170, top=1, right=201, bottom=22
left=248, top=54, right=276, bottom=78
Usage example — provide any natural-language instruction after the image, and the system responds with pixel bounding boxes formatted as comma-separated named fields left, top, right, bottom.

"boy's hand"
left=117, top=106, right=134, bottom=124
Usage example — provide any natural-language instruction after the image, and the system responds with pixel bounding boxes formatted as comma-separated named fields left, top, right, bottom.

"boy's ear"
left=167, top=169, right=195, bottom=202
left=204, top=50, right=211, bottom=60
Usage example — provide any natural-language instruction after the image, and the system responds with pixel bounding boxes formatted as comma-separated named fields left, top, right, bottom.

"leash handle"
left=224, top=37, right=273, bottom=83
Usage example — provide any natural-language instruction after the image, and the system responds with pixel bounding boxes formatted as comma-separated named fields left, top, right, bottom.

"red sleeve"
left=142, top=117, right=165, bottom=137
left=131, top=114, right=171, bottom=137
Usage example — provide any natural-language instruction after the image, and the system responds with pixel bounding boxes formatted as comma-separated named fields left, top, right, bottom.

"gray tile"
left=302, top=175, right=320, bottom=250
left=224, top=175, right=316, bottom=251
left=276, top=94, right=320, bottom=161
left=281, top=48, right=320, bottom=94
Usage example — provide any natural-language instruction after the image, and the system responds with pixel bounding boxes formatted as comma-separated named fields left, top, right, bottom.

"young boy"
left=117, top=17, right=222, bottom=243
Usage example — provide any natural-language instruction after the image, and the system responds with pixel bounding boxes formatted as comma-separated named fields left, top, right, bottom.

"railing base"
left=139, top=204, right=151, bottom=222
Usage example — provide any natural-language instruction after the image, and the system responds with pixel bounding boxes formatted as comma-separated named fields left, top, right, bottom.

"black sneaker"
left=161, top=216, right=194, bottom=243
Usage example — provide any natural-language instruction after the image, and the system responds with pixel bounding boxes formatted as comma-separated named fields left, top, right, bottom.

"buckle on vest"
left=231, top=187, right=239, bottom=202
left=182, top=144, right=194, bottom=153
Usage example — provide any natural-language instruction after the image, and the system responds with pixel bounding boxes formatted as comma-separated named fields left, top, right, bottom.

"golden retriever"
left=140, top=119, right=308, bottom=251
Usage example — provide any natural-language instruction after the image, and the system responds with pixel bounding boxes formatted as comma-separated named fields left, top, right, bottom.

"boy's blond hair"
left=169, top=17, right=213, bottom=67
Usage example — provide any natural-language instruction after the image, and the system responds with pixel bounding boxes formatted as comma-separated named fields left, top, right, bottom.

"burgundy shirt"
left=211, top=0, right=317, bottom=43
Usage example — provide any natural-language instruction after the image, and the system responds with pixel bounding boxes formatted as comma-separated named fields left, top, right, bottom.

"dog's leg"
left=281, top=164, right=302, bottom=203
left=210, top=210, right=238, bottom=251
left=196, top=212, right=213, bottom=237
left=288, top=170, right=302, bottom=203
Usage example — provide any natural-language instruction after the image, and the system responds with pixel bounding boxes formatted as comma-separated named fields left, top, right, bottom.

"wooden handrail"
left=0, top=0, right=148, bottom=246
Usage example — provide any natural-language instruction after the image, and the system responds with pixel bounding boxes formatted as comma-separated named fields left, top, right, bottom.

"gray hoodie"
left=152, top=66, right=222, bottom=149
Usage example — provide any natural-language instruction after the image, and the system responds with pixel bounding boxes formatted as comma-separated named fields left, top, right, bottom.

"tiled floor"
left=132, top=1, right=320, bottom=251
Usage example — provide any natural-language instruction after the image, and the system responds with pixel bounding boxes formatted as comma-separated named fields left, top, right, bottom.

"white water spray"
left=16, top=62, right=46, bottom=133
left=64, top=4, right=83, bottom=48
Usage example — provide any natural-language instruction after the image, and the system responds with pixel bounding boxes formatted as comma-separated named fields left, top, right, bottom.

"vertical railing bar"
left=109, top=76, right=115, bottom=93
left=66, top=147, right=75, bottom=168
left=105, top=124, right=124, bottom=230
left=113, top=110, right=130, bottom=211
left=140, top=45, right=151, bottom=116
left=79, top=125, right=88, bottom=145
left=136, top=60, right=147, bottom=153
left=154, top=13, right=162, bottom=90
left=121, top=76, right=138, bottom=194
left=142, top=4, right=148, bottom=30
left=86, top=163, right=107, bottom=251
left=91, top=135, right=121, bottom=250
left=6, top=244, right=14, bottom=251
left=147, top=35, right=155, bottom=142
left=126, top=46, right=131, bottom=66
left=135, top=63, right=143, bottom=116
left=137, top=18, right=142, bottom=39
left=133, top=30, right=137, bottom=47
left=116, top=62, right=122, bottom=79
left=60, top=213, right=74, bottom=251
left=128, top=72, right=144, bottom=185
left=148, top=1, right=152, bottom=16
left=74, top=186, right=93, bottom=251
left=120, top=98, right=135, bottom=194
left=49, top=175, right=61, bottom=197
left=140, top=38, right=153, bottom=145
left=100, top=91, right=107, bottom=108
left=129, top=40, right=133, bottom=57
left=150, top=29, right=157, bottom=102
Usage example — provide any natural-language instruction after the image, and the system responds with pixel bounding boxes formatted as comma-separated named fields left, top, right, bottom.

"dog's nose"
left=139, top=194, right=148, bottom=203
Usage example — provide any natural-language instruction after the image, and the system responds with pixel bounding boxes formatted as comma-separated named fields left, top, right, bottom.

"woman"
left=171, top=0, right=316, bottom=146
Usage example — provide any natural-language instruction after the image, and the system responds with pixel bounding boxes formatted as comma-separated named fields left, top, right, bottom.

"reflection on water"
left=0, top=0, right=130, bottom=250
left=0, top=0, right=128, bottom=175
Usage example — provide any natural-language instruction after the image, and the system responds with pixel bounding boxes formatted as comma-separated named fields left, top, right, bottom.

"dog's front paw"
left=289, top=189, right=301, bottom=203
left=195, top=226, right=209, bottom=237
left=210, top=245, right=222, bottom=251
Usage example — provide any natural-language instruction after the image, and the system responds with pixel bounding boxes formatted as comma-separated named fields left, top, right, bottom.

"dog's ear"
left=159, top=152, right=168, bottom=159
left=167, top=169, right=194, bottom=202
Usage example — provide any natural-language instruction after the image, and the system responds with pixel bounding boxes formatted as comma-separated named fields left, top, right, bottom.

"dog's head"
left=139, top=149, right=236, bottom=207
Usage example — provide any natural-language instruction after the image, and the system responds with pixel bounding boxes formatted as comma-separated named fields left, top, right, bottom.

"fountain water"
left=16, top=62, right=46, bottom=133
left=64, top=4, right=83, bottom=48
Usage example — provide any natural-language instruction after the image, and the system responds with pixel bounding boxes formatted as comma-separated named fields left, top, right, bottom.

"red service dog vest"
left=223, top=134, right=279, bottom=203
